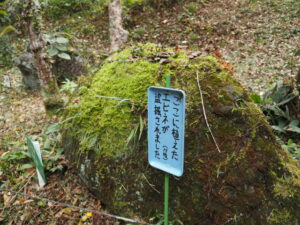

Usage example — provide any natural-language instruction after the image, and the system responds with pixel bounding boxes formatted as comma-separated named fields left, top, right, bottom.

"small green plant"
left=60, top=79, right=78, bottom=94
left=132, top=26, right=146, bottom=40
left=0, top=122, right=65, bottom=188
left=82, top=24, right=95, bottom=35
left=41, top=122, right=65, bottom=172
left=44, top=0, right=105, bottom=19
left=0, top=35, right=14, bottom=66
left=282, top=139, right=300, bottom=162
left=0, top=148, right=32, bottom=185
left=251, top=81, right=299, bottom=137
left=190, top=32, right=198, bottom=42
left=123, top=0, right=144, bottom=7
left=24, top=123, right=65, bottom=173
left=187, top=3, right=197, bottom=14
left=252, top=80, right=300, bottom=162
left=44, top=34, right=71, bottom=60
left=0, top=9, right=10, bottom=26
left=0, top=9, right=16, bottom=66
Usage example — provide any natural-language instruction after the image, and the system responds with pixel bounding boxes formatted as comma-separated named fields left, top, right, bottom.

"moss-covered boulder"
left=63, top=44, right=300, bottom=224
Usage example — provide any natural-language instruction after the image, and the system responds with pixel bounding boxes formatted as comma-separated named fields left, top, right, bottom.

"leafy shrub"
left=0, top=9, right=10, bottom=26
left=0, top=123, right=64, bottom=188
left=252, top=80, right=300, bottom=161
left=282, top=139, right=300, bottom=162
left=187, top=3, right=197, bottom=14
left=44, top=0, right=106, bottom=19
left=0, top=149, right=32, bottom=186
left=0, top=35, right=14, bottom=66
left=254, top=81, right=299, bottom=137
left=0, top=9, right=16, bottom=67
left=44, top=34, right=71, bottom=60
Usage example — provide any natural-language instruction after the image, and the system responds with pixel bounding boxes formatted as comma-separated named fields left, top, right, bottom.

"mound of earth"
left=63, top=44, right=300, bottom=224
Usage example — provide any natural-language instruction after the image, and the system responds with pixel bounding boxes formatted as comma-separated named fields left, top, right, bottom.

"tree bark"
left=109, top=0, right=128, bottom=52
left=23, top=0, right=62, bottom=112
left=296, top=68, right=300, bottom=89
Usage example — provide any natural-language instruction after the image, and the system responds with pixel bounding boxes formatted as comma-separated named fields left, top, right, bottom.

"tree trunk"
left=23, top=0, right=63, bottom=112
left=109, top=0, right=128, bottom=52
left=296, top=68, right=300, bottom=89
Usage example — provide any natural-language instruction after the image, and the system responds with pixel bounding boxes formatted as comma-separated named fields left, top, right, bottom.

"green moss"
left=66, top=44, right=211, bottom=157
left=43, top=94, right=64, bottom=113
left=69, top=58, right=161, bottom=156
left=270, top=155, right=300, bottom=223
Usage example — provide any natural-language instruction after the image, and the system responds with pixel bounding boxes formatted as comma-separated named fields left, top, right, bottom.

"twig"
left=196, top=71, right=221, bottom=153
left=142, top=174, right=160, bottom=194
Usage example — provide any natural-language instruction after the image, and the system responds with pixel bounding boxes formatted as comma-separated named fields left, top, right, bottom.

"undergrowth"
left=0, top=122, right=65, bottom=189
left=252, top=80, right=300, bottom=162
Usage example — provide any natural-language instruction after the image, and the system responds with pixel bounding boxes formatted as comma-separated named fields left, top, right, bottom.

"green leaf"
left=139, top=115, right=144, bottom=141
left=278, top=119, right=287, bottom=128
left=0, top=25, right=17, bottom=37
left=55, top=44, right=67, bottom=51
left=50, top=165, right=63, bottom=172
left=46, top=123, right=60, bottom=134
left=20, top=163, right=34, bottom=170
left=289, top=126, right=300, bottom=134
left=37, top=201, right=46, bottom=207
left=277, top=95, right=296, bottom=106
left=58, top=53, right=71, bottom=60
left=287, top=139, right=294, bottom=146
left=271, top=125, right=286, bottom=133
left=48, top=48, right=58, bottom=57
left=289, top=120, right=299, bottom=128
left=43, top=140, right=52, bottom=150
left=0, top=10, right=8, bottom=16
left=250, top=93, right=262, bottom=104
left=126, top=128, right=136, bottom=146
left=55, top=37, right=69, bottom=44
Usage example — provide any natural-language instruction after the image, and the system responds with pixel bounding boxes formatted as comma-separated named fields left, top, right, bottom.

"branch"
left=196, top=71, right=221, bottom=153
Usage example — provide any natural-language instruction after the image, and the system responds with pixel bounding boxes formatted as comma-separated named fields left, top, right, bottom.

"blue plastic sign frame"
left=148, top=86, right=186, bottom=177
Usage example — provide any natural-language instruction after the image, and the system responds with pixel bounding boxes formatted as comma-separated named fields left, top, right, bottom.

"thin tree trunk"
left=109, top=0, right=128, bottom=52
left=296, top=69, right=300, bottom=89
left=23, top=0, right=62, bottom=112
left=28, top=22, right=55, bottom=91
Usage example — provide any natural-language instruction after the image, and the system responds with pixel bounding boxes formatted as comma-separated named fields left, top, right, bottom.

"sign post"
left=148, top=75, right=186, bottom=225
left=164, top=75, right=171, bottom=225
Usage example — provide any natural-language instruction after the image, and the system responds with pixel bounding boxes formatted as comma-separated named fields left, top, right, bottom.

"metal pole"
left=164, top=173, right=169, bottom=225
left=164, top=74, right=171, bottom=225
left=166, top=74, right=171, bottom=88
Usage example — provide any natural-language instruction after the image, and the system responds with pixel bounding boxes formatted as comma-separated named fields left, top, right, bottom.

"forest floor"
left=0, top=0, right=299, bottom=224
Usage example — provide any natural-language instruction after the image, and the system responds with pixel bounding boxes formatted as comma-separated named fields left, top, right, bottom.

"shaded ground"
left=0, top=0, right=299, bottom=224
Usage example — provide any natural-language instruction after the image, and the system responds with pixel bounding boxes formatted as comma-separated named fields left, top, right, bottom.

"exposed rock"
left=63, top=44, right=300, bottom=225
left=15, top=52, right=40, bottom=89
left=15, top=52, right=85, bottom=89
left=52, top=54, right=86, bottom=83
left=2, top=74, right=11, bottom=87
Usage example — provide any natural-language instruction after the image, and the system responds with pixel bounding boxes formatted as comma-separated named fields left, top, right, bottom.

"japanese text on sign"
left=148, top=87, right=186, bottom=176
